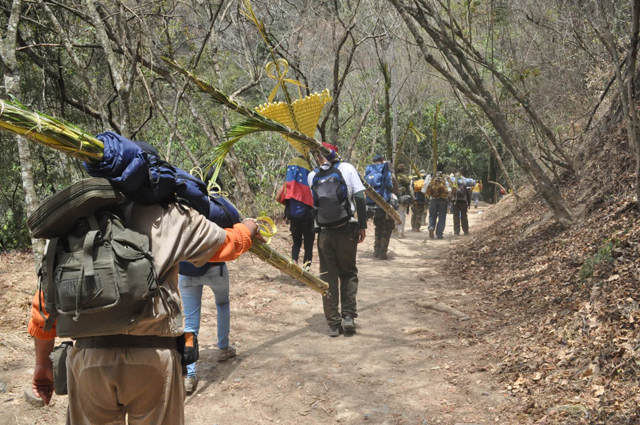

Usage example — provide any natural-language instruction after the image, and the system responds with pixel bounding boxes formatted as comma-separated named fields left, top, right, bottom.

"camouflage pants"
left=411, top=203, right=426, bottom=231
left=373, top=209, right=395, bottom=256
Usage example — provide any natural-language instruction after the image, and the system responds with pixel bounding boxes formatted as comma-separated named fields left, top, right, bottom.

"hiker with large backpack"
left=423, top=163, right=451, bottom=239
left=411, top=170, right=428, bottom=231
left=27, top=136, right=263, bottom=424
left=451, top=178, right=470, bottom=236
left=309, top=143, right=367, bottom=337
left=395, top=163, right=412, bottom=238
left=365, top=154, right=395, bottom=259
left=277, top=155, right=315, bottom=269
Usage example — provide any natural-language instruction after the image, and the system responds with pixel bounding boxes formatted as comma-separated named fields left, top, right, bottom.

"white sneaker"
left=184, top=376, right=198, bottom=395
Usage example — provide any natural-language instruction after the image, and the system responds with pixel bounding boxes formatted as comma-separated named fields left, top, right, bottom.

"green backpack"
left=28, top=178, right=159, bottom=338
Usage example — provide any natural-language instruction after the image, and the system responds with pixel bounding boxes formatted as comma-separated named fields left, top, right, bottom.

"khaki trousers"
left=66, top=347, right=184, bottom=425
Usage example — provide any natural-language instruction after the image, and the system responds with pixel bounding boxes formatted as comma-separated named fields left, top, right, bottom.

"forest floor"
left=0, top=202, right=523, bottom=425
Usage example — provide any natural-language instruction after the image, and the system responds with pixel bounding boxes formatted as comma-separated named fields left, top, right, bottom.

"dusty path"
left=185, top=204, right=512, bottom=425
left=0, top=203, right=514, bottom=424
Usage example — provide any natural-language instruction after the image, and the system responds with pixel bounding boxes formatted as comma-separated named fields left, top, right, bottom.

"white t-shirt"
left=308, top=161, right=365, bottom=223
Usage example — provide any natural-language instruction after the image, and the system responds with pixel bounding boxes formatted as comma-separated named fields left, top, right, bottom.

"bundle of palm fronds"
left=401, top=151, right=423, bottom=178
left=251, top=240, right=327, bottom=295
left=361, top=179, right=402, bottom=225
left=0, top=99, right=103, bottom=162
left=0, top=99, right=329, bottom=296
left=162, top=58, right=323, bottom=148
left=163, top=57, right=402, bottom=225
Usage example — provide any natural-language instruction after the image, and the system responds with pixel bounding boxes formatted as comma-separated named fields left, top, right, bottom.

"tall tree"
left=388, top=0, right=574, bottom=227
left=0, top=0, right=44, bottom=257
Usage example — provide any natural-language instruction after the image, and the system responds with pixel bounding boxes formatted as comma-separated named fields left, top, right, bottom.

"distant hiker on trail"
left=420, top=169, right=429, bottom=227
left=309, top=143, right=367, bottom=337
left=411, top=170, right=428, bottom=232
left=29, top=191, right=262, bottom=423
left=451, top=178, right=470, bottom=236
left=179, top=168, right=244, bottom=395
left=277, top=155, right=315, bottom=270
left=472, top=181, right=483, bottom=208
left=395, top=163, right=412, bottom=238
left=365, top=154, right=395, bottom=259
left=424, top=163, right=451, bottom=239
left=461, top=171, right=475, bottom=206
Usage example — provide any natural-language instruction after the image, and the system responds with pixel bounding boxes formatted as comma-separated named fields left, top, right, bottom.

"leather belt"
left=74, top=335, right=178, bottom=350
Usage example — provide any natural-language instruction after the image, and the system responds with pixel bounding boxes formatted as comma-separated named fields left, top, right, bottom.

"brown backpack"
left=426, top=174, right=449, bottom=198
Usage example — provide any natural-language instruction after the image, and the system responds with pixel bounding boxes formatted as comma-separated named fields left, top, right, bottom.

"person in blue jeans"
left=179, top=261, right=236, bottom=395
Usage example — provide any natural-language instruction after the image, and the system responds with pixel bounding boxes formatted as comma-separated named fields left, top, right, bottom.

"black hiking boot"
left=428, top=228, right=435, bottom=239
left=329, top=324, right=342, bottom=337
left=378, top=253, right=388, bottom=260
left=343, top=316, right=356, bottom=332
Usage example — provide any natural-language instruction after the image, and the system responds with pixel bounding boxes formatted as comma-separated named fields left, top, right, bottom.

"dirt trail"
left=185, top=205, right=512, bottom=425
left=0, top=204, right=515, bottom=424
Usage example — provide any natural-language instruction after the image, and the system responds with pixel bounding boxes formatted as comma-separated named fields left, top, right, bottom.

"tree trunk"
left=344, top=92, right=377, bottom=161
left=388, top=0, right=574, bottom=227
left=627, top=1, right=640, bottom=210
left=482, top=103, right=573, bottom=226
left=0, top=0, right=44, bottom=259
left=382, top=63, right=393, bottom=161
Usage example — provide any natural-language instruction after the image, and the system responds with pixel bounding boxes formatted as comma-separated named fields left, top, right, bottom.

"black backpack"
left=27, top=178, right=159, bottom=338
left=311, top=162, right=353, bottom=228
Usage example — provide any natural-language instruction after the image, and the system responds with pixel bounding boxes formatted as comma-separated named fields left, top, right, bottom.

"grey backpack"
left=28, top=178, right=158, bottom=338
left=311, top=162, right=353, bottom=228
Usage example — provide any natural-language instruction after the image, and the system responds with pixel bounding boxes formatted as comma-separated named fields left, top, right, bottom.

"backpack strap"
left=82, top=218, right=100, bottom=287
left=75, top=214, right=101, bottom=320
left=121, top=201, right=135, bottom=226
left=41, top=237, right=59, bottom=332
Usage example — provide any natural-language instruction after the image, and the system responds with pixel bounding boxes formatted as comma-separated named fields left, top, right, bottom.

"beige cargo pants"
left=65, top=346, right=184, bottom=424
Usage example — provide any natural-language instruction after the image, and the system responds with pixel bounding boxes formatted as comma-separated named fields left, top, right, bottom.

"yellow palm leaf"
left=256, top=89, right=332, bottom=156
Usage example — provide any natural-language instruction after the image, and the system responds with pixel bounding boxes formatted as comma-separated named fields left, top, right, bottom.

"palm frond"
left=249, top=240, right=328, bottom=296
left=162, top=57, right=328, bottom=152
left=401, top=152, right=422, bottom=178
left=163, top=57, right=402, bottom=226
left=0, top=99, right=103, bottom=162
left=361, top=179, right=402, bottom=225
left=208, top=136, right=242, bottom=183
left=162, top=57, right=255, bottom=118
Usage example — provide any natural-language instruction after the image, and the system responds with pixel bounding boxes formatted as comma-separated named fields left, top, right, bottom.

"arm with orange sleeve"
left=28, top=291, right=56, bottom=405
left=28, top=290, right=56, bottom=340
left=209, top=222, right=254, bottom=262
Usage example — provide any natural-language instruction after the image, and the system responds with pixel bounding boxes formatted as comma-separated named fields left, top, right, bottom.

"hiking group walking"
left=26, top=132, right=483, bottom=424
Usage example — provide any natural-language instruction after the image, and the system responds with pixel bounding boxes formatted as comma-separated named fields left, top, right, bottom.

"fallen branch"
left=489, top=180, right=507, bottom=194
left=416, top=299, right=470, bottom=321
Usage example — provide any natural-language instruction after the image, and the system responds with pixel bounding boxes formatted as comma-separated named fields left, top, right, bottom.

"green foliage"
left=580, top=241, right=615, bottom=280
